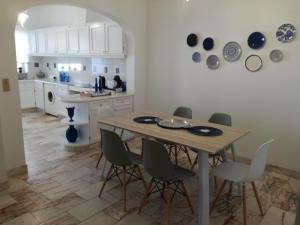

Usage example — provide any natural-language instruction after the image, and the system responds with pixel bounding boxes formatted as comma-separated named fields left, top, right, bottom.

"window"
left=57, top=63, right=70, bottom=72
left=57, top=63, right=82, bottom=72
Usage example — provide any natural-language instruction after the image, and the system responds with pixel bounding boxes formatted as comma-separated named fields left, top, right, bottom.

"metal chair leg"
left=251, top=182, right=264, bottom=216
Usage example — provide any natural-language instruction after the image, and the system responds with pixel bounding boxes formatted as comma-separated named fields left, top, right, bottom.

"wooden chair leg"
left=98, top=165, right=113, bottom=198
left=175, top=146, right=178, bottom=165
left=180, top=181, right=194, bottom=214
left=138, top=178, right=154, bottom=214
left=183, top=147, right=193, bottom=165
left=210, top=180, right=227, bottom=215
left=165, top=182, right=171, bottom=225
left=214, top=176, right=218, bottom=190
left=242, top=184, right=247, bottom=225
left=136, top=165, right=147, bottom=190
left=123, top=166, right=127, bottom=212
left=227, top=182, right=233, bottom=199
left=125, top=142, right=131, bottom=152
left=251, top=182, right=264, bottom=216
left=191, top=155, right=198, bottom=171
left=96, top=152, right=103, bottom=168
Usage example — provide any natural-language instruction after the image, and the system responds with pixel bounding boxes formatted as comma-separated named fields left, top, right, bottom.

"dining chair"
left=191, top=113, right=236, bottom=171
left=96, top=106, right=136, bottom=168
left=210, top=139, right=274, bottom=225
left=161, top=107, right=193, bottom=166
left=138, top=139, right=194, bottom=225
left=295, top=196, right=300, bottom=225
left=98, top=129, right=147, bottom=212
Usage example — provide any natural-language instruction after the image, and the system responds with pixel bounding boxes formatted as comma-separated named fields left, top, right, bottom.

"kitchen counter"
left=19, top=78, right=94, bottom=89
left=60, top=92, right=134, bottom=103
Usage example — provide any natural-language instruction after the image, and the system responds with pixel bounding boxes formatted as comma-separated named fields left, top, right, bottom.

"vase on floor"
left=66, top=125, right=78, bottom=143
left=66, top=107, right=75, bottom=122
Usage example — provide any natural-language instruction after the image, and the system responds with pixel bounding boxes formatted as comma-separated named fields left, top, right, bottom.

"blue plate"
left=248, top=32, right=266, bottom=49
left=203, top=37, right=214, bottom=51
left=276, top=24, right=297, bottom=43
left=187, top=33, right=198, bottom=47
left=192, top=52, right=201, bottom=63
left=188, top=126, right=223, bottom=136
left=133, top=116, right=160, bottom=124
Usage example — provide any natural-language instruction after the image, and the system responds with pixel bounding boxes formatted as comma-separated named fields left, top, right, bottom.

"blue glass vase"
left=94, top=77, right=99, bottom=93
left=66, top=125, right=78, bottom=143
left=66, top=107, right=75, bottom=122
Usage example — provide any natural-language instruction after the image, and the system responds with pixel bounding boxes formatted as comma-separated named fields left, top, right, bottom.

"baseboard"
left=8, top=164, right=28, bottom=177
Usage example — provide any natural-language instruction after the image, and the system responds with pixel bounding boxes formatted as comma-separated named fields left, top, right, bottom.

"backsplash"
left=27, top=56, right=127, bottom=85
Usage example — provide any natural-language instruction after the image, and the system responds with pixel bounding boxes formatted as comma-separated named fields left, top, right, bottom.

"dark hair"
left=113, top=75, right=122, bottom=88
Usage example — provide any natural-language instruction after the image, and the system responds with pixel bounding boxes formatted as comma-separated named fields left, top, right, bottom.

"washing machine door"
left=47, top=91, right=55, bottom=105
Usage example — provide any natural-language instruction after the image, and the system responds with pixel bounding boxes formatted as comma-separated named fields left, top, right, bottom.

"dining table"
left=98, top=111, right=250, bottom=225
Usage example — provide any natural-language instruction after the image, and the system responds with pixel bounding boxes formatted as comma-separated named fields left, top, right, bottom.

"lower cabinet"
left=19, top=81, right=36, bottom=109
left=88, top=96, right=133, bottom=143
left=34, top=82, right=44, bottom=110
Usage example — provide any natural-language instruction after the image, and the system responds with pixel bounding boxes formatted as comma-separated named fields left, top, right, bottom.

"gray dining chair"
left=96, top=106, right=136, bottom=168
left=295, top=197, right=300, bottom=225
left=210, top=139, right=274, bottom=225
left=138, top=139, right=194, bottom=225
left=160, top=106, right=193, bottom=166
left=191, top=113, right=236, bottom=171
left=98, top=129, right=146, bottom=212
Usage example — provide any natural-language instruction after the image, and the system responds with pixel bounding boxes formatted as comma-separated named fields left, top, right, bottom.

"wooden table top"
left=98, top=112, right=250, bottom=154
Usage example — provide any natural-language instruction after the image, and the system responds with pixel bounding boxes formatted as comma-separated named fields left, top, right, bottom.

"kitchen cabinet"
left=19, top=81, right=35, bottom=109
left=28, top=31, right=37, bottom=54
left=46, top=29, right=57, bottom=54
left=56, top=29, right=67, bottom=54
left=67, top=28, right=79, bottom=54
left=90, top=24, right=106, bottom=54
left=106, top=24, right=123, bottom=55
left=34, top=82, right=44, bottom=110
left=78, top=26, right=90, bottom=54
left=36, top=31, right=47, bottom=54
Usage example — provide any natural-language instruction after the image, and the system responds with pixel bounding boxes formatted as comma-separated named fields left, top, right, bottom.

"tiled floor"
left=0, top=112, right=298, bottom=225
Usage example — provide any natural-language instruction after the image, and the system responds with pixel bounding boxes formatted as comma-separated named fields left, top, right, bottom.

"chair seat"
left=212, top=161, right=250, bottom=183
left=174, top=165, right=195, bottom=180
left=127, top=152, right=142, bottom=165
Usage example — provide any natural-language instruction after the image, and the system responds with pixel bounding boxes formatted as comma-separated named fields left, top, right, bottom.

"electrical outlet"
left=2, top=79, right=10, bottom=92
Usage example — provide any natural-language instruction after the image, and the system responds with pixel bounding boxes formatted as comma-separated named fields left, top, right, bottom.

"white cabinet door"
left=56, top=30, right=67, bottom=54
left=46, top=30, right=57, bottom=54
left=36, top=31, right=47, bottom=54
left=90, top=25, right=106, bottom=54
left=67, top=28, right=79, bottom=54
left=106, top=24, right=123, bottom=54
left=34, top=82, right=44, bottom=110
left=28, top=31, right=37, bottom=54
left=78, top=26, right=90, bottom=54
left=19, top=81, right=35, bottom=109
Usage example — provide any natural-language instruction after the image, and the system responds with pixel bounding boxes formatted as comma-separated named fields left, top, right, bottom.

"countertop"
left=60, top=92, right=134, bottom=103
left=18, top=79, right=94, bottom=88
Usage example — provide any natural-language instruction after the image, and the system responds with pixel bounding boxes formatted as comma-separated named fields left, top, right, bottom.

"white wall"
left=147, top=0, right=300, bottom=171
left=0, top=119, right=8, bottom=187
left=0, top=0, right=147, bottom=171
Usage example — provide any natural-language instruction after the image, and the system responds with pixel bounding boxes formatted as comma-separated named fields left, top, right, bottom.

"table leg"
left=198, top=151, right=209, bottom=225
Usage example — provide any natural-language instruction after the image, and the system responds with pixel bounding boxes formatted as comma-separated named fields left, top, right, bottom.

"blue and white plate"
left=223, top=42, right=242, bottom=62
left=276, top=24, right=297, bottom=43
left=192, top=52, right=201, bottom=63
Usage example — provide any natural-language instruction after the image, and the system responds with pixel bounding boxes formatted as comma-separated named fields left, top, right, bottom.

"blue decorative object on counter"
left=66, top=125, right=78, bottom=143
left=65, top=72, right=70, bottom=82
left=121, top=81, right=127, bottom=92
left=66, top=107, right=75, bottom=122
left=94, top=77, right=99, bottom=93
left=59, top=71, right=66, bottom=82
left=98, top=76, right=102, bottom=93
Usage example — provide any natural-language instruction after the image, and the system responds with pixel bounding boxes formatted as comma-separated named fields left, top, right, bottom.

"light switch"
left=2, top=79, right=10, bottom=92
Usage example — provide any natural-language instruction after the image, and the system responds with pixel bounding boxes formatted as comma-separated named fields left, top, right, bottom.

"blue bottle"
left=94, top=77, right=99, bottom=93
left=98, top=76, right=102, bottom=93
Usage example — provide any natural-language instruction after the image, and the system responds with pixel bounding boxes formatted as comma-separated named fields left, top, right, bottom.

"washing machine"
left=44, top=83, right=59, bottom=117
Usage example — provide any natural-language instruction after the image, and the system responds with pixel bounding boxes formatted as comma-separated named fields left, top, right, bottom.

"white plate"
left=206, top=55, right=220, bottom=70
left=223, top=42, right=242, bottom=62
left=245, top=55, right=263, bottom=72
left=270, top=49, right=284, bottom=63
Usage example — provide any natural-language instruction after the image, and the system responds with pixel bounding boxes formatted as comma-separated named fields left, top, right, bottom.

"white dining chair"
left=210, top=139, right=274, bottom=225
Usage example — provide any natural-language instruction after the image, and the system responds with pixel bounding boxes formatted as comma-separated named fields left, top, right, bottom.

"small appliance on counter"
left=36, top=70, right=46, bottom=79
left=17, top=67, right=28, bottom=80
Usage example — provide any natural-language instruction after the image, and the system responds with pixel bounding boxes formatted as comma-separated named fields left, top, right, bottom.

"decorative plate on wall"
left=223, top=42, right=242, bottom=62
left=203, top=37, right=214, bottom=51
left=192, top=52, right=201, bottom=63
left=270, top=49, right=284, bottom=63
left=248, top=32, right=266, bottom=49
left=187, top=33, right=198, bottom=47
left=276, top=24, right=297, bottom=43
left=245, top=55, right=263, bottom=72
left=206, top=55, right=220, bottom=70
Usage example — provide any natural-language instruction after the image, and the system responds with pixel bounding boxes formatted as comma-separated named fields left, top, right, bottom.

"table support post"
left=198, top=151, right=209, bottom=225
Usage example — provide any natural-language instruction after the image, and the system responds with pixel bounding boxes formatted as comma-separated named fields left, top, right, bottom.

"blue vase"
left=66, top=107, right=75, bottom=122
left=94, top=78, right=99, bottom=93
left=66, top=125, right=78, bottom=143
left=98, top=76, right=102, bottom=93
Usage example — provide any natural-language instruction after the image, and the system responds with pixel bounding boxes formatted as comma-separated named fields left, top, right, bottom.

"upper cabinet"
left=28, top=23, right=125, bottom=58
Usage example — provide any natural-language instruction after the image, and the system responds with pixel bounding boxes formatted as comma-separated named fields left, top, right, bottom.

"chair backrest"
left=173, top=107, right=192, bottom=119
left=248, top=139, right=274, bottom=180
left=209, top=113, right=232, bottom=126
left=100, top=129, right=131, bottom=166
left=142, top=139, right=177, bottom=182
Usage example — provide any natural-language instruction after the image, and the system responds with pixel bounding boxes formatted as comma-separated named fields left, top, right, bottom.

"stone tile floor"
left=0, top=112, right=298, bottom=225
